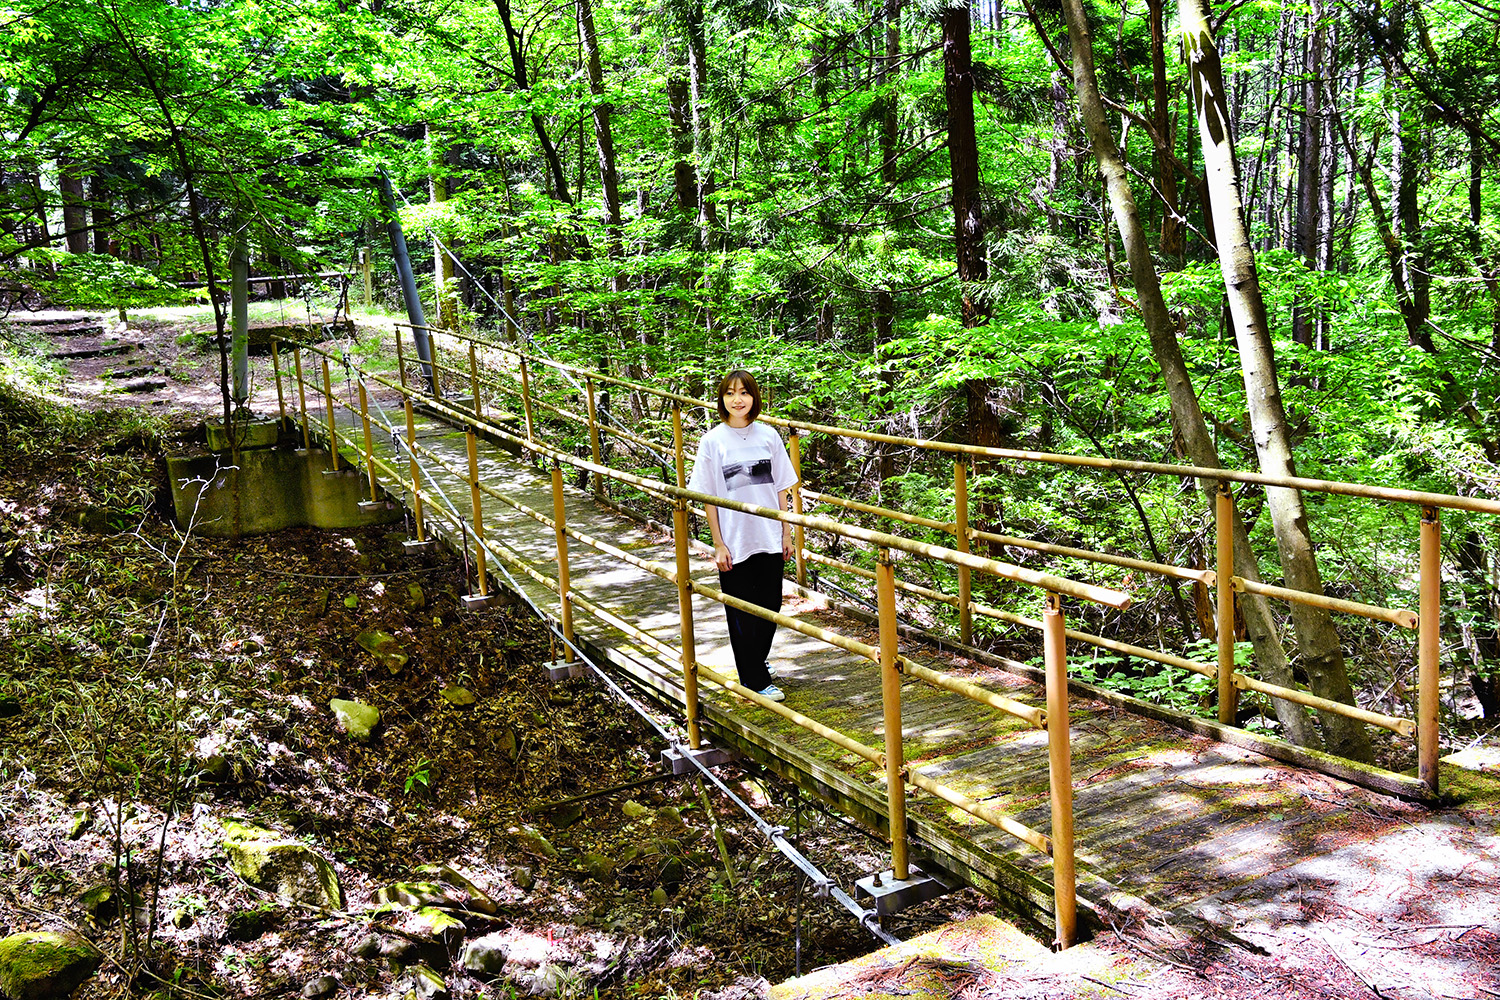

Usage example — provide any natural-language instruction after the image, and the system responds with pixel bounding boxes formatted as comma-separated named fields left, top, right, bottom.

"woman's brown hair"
left=715, top=369, right=762, bottom=422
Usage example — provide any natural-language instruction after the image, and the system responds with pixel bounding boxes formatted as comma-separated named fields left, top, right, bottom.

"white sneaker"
left=765, top=662, right=778, bottom=679
left=754, top=684, right=786, bottom=703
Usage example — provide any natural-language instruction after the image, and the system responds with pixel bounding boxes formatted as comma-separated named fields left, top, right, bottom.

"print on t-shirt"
left=722, top=445, right=775, bottom=492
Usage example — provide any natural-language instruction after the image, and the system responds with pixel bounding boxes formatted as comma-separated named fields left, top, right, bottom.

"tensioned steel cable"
left=349, top=385, right=901, bottom=947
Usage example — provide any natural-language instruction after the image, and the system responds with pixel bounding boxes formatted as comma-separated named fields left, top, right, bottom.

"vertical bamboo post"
left=468, top=340, right=482, bottom=418
left=271, top=338, right=286, bottom=424
left=429, top=336, right=443, bottom=400
left=320, top=357, right=339, bottom=471
left=672, top=404, right=701, bottom=747
left=789, top=431, right=806, bottom=587
left=361, top=247, right=372, bottom=308
left=466, top=428, right=488, bottom=596
left=955, top=460, right=972, bottom=646
left=294, top=347, right=310, bottom=451
left=875, top=547, right=908, bottom=880
left=1043, top=592, right=1077, bottom=950
left=519, top=356, right=536, bottom=441
left=585, top=378, right=605, bottom=500
left=1418, top=505, right=1441, bottom=794
left=1216, top=483, right=1239, bottom=725
left=395, top=325, right=408, bottom=390
left=358, top=382, right=378, bottom=502
left=404, top=397, right=425, bottom=542
left=551, top=459, right=576, bottom=661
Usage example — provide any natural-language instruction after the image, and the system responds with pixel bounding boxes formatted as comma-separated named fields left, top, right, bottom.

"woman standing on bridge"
left=688, top=370, right=799, bottom=703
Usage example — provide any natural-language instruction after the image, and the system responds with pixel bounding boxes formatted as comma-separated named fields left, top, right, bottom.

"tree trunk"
left=1290, top=1, right=1323, bottom=350
left=1147, top=0, right=1180, bottom=261
left=90, top=173, right=115, bottom=255
left=493, top=0, right=572, bottom=204
left=428, top=125, right=457, bottom=332
left=577, top=0, right=622, bottom=253
left=58, top=157, right=89, bottom=254
left=1180, top=0, right=1372, bottom=762
left=942, top=1, right=1000, bottom=447
left=1054, top=0, right=1321, bottom=746
left=683, top=0, right=718, bottom=241
left=875, top=0, right=901, bottom=476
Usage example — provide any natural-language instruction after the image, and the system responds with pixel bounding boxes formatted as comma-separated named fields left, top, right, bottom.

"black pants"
left=718, top=552, right=784, bottom=691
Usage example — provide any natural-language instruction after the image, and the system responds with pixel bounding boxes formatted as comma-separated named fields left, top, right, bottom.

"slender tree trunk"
left=666, top=75, right=698, bottom=213
left=875, top=0, right=901, bottom=476
left=59, top=157, right=89, bottom=254
left=578, top=0, right=622, bottom=254
left=1147, top=0, right=1180, bottom=261
left=90, top=173, right=115, bottom=255
left=684, top=1, right=718, bottom=242
left=1054, top=0, right=1321, bottom=746
left=428, top=126, right=457, bottom=332
left=494, top=0, right=573, bottom=205
left=1181, top=0, right=1372, bottom=762
left=942, top=1, right=1000, bottom=447
left=1290, top=1, right=1323, bottom=350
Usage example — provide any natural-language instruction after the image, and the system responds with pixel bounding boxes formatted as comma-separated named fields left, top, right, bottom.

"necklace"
left=729, top=421, right=755, bottom=439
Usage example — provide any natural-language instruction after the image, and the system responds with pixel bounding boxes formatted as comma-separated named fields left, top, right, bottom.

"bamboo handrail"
left=401, top=326, right=1500, bottom=514
left=1233, top=577, right=1417, bottom=629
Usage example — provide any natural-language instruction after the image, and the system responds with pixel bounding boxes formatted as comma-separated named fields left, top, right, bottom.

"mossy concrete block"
left=221, top=819, right=344, bottom=909
left=0, top=930, right=104, bottom=1000
left=164, top=445, right=400, bottom=539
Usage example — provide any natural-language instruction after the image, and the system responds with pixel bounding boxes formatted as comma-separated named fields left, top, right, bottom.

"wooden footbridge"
left=253, top=325, right=1499, bottom=948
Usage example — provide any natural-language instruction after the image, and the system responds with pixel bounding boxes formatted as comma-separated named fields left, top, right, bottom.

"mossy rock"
left=221, top=820, right=343, bottom=909
left=0, top=930, right=104, bottom=1000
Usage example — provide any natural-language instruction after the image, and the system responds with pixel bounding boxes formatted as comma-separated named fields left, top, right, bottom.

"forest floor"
left=1, top=306, right=1498, bottom=1000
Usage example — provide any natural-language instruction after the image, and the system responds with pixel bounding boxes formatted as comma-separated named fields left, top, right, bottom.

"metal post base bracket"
left=855, top=865, right=952, bottom=916
left=661, top=745, right=737, bottom=775
left=321, top=467, right=360, bottom=478
left=358, top=500, right=396, bottom=511
left=460, top=593, right=499, bottom=611
left=401, top=539, right=436, bottom=553
left=543, top=658, right=588, bottom=682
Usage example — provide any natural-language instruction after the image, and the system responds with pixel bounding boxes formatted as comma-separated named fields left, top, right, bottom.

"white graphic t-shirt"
left=687, top=420, right=799, bottom=565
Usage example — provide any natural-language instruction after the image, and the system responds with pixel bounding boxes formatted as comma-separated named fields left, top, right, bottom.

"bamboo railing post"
left=1216, top=483, right=1239, bottom=724
left=790, top=432, right=807, bottom=587
left=672, top=403, right=701, bottom=747
left=1043, top=592, right=1077, bottom=950
left=404, top=398, right=425, bottom=541
left=293, top=347, right=310, bottom=451
left=358, top=382, right=378, bottom=502
left=585, top=378, right=605, bottom=500
left=519, top=355, right=536, bottom=442
left=876, top=547, right=908, bottom=881
left=468, top=341, right=482, bottom=418
left=551, top=459, right=576, bottom=660
left=466, top=428, right=488, bottom=597
left=955, top=460, right=972, bottom=645
left=395, top=326, right=408, bottom=390
left=320, top=357, right=339, bottom=471
left=430, top=337, right=443, bottom=400
left=271, top=338, right=286, bottom=424
left=1419, top=505, right=1441, bottom=793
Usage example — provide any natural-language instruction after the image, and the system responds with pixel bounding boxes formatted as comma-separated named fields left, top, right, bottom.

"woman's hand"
left=714, top=543, right=733, bottom=572
left=782, top=522, right=794, bottom=560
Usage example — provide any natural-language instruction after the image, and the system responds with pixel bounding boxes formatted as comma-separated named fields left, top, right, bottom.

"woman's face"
left=722, top=380, right=754, bottom=424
